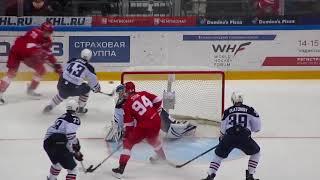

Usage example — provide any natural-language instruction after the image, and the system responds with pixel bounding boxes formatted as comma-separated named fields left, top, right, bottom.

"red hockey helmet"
left=124, top=81, right=135, bottom=94
left=40, top=22, right=54, bottom=33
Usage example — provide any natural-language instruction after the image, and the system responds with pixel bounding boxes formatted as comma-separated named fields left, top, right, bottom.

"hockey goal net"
left=121, top=71, right=225, bottom=125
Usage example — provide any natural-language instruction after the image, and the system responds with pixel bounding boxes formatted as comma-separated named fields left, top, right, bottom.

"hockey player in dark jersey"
left=202, top=92, right=261, bottom=180
left=43, top=100, right=83, bottom=180
left=43, top=49, right=101, bottom=113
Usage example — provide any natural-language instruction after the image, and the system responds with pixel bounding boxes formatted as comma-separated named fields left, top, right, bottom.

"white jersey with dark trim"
left=220, top=104, right=261, bottom=134
left=62, top=58, right=100, bottom=90
left=44, top=113, right=81, bottom=145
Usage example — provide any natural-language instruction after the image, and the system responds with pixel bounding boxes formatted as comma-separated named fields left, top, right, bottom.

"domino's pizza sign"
left=69, top=36, right=130, bottom=63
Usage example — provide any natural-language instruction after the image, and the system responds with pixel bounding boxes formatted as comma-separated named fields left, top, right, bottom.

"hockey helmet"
left=81, top=48, right=93, bottom=61
left=231, top=91, right=244, bottom=105
left=114, top=84, right=126, bottom=106
left=66, top=99, right=78, bottom=112
left=124, top=81, right=135, bottom=94
left=40, top=21, right=54, bottom=33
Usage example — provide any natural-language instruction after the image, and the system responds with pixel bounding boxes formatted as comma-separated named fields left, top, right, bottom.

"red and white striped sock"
left=248, top=152, right=261, bottom=174
left=49, top=164, right=61, bottom=179
left=208, top=154, right=223, bottom=175
left=50, top=94, right=65, bottom=107
left=78, top=93, right=89, bottom=107
left=66, top=173, right=77, bottom=180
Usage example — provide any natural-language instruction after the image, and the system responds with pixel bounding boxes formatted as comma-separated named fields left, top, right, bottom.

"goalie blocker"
left=105, top=85, right=197, bottom=142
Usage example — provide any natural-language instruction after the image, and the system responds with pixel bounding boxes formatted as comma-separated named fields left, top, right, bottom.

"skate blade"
left=112, top=172, right=123, bottom=179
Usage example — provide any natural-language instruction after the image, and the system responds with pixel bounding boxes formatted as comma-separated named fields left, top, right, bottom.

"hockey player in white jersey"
left=43, top=100, right=83, bottom=180
left=202, top=92, right=261, bottom=180
left=105, top=84, right=197, bottom=142
left=43, top=49, right=101, bottom=113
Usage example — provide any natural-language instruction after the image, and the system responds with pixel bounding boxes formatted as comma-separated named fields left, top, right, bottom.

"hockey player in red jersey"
left=0, top=21, right=62, bottom=104
left=112, top=82, right=167, bottom=178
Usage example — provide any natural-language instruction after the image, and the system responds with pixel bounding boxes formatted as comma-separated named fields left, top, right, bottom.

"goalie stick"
left=85, top=143, right=122, bottom=173
left=171, top=144, right=218, bottom=168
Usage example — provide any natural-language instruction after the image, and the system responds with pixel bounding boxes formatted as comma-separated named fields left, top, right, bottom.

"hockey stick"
left=86, top=143, right=122, bottom=173
left=98, top=91, right=113, bottom=97
left=173, top=144, right=218, bottom=168
left=80, top=161, right=91, bottom=174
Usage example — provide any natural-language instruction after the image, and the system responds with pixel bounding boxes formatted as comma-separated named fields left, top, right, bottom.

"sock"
left=49, top=164, right=61, bottom=179
left=248, top=152, right=260, bottom=174
left=66, top=174, right=76, bottom=180
left=66, top=168, right=77, bottom=180
left=119, top=149, right=131, bottom=166
left=29, top=75, right=42, bottom=90
left=155, top=148, right=166, bottom=160
left=208, top=153, right=223, bottom=176
left=50, top=94, right=65, bottom=107
left=78, top=93, right=89, bottom=108
left=0, top=76, right=12, bottom=93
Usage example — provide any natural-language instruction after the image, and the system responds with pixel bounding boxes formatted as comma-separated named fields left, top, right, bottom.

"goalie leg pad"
left=166, top=121, right=197, bottom=139
left=105, top=108, right=124, bottom=142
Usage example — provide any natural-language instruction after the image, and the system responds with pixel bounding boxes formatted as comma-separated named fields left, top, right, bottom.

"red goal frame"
left=121, top=71, right=225, bottom=117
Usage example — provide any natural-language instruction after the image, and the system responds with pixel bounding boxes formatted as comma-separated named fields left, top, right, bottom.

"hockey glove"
left=74, top=151, right=83, bottom=161
left=219, top=133, right=224, bottom=142
left=72, top=141, right=81, bottom=152
left=53, top=63, right=62, bottom=75
left=92, top=83, right=101, bottom=93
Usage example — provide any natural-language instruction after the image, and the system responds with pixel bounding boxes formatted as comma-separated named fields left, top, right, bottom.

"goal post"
left=121, top=71, right=225, bottom=125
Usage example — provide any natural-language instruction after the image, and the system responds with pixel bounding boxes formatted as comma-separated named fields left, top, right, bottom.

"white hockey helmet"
left=231, top=91, right=244, bottom=105
left=81, top=48, right=93, bottom=61
left=66, top=99, right=78, bottom=112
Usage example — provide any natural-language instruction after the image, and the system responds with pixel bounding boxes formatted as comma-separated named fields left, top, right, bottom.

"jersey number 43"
left=132, top=95, right=153, bottom=116
left=66, top=62, right=85, bottom=78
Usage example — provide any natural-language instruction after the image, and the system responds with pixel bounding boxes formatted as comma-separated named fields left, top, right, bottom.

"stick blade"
left=85, top=165, right=95, bottom=173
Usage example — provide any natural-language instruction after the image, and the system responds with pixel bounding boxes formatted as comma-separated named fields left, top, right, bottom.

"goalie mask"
left=114, top=84, right=126, bottom=106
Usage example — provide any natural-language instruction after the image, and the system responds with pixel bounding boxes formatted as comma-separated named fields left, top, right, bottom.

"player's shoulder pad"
left=85, top=63, right=96, bottom=75
left=60, top=113, right=81, bottom=125
left=246, top=105, right=260, bottom=118
left=67, top=58, right=78, bottom=63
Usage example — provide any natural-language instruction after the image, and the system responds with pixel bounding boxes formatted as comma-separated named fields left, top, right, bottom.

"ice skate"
left=43, top=105, right=53, bottom=113
left=76, top=107, right=88, bottom=114
left=27, top=84, right=42, bottom=97
left=46, top=176, right=57, bottom=180
left=0, top=93, right=5, bottom=105
left=112, top=165, right=125, bottom=179
left=201, top=173, right=215, bottom=180
left=149, top=154, right=166, bottom=164
left=246, top=170, right=259, bottom=180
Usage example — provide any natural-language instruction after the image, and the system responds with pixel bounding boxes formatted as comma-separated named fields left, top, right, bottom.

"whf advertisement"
left=0, top=30, right=320, bottom=72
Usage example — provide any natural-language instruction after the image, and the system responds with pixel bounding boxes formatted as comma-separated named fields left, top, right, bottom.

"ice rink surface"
left=1, top=80, right=320, bottom=180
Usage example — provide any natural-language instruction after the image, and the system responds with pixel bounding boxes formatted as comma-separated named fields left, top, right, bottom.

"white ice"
left=0, top=80, right=320, bottom=180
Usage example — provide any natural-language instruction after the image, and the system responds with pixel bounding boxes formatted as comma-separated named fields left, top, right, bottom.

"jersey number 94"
left=132, top=95, right=153, bottom=116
